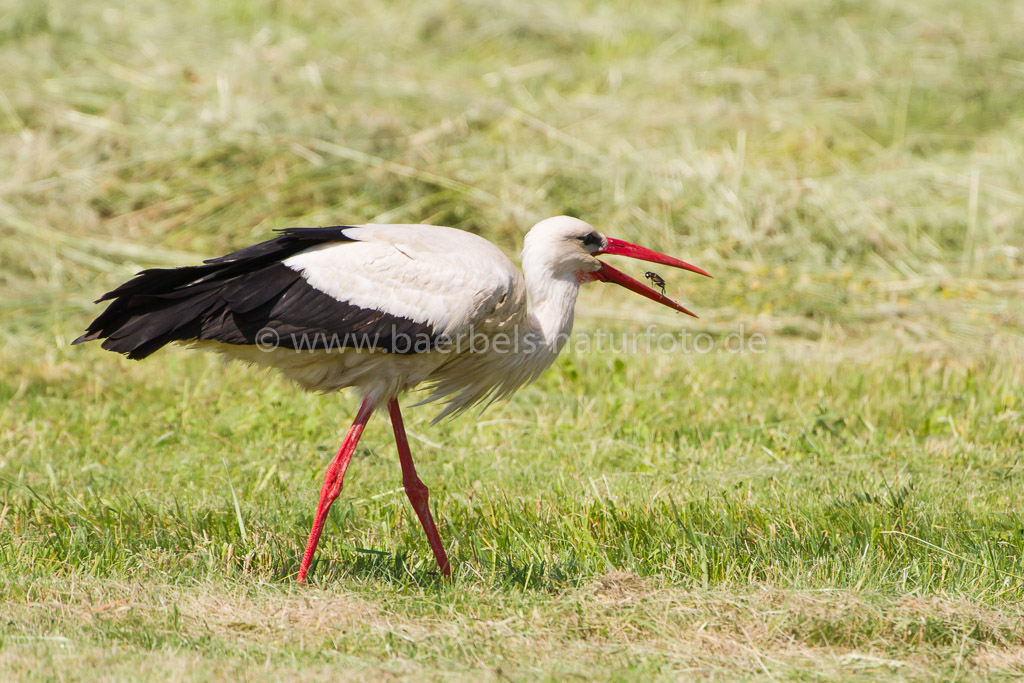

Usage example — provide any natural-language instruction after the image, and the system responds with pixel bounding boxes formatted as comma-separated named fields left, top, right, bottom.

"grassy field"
left=2, top=0, right=1024, bottom=679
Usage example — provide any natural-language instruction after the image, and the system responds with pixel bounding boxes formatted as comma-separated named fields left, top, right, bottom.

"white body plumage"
left=209, top=219, right=589, bottom=420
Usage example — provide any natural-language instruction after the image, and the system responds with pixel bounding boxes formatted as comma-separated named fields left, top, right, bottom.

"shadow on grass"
left=295, top=547, right=586, bottom=592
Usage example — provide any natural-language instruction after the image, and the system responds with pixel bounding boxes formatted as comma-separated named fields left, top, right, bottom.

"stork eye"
left=580, top=233, right=601, bottom=248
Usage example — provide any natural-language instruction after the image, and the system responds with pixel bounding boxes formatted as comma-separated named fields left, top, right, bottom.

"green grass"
left=2, top=0, right=1024, bottom=679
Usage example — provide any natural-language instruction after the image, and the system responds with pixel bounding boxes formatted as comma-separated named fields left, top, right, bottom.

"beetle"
left=644, top=271, right=667, bottom=295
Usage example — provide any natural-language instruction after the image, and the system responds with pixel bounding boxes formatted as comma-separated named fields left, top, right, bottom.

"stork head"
left=522, top=215, right=710, bottom=318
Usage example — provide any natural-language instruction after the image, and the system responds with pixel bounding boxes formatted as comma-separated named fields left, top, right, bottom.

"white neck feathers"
left=524, top=272, right=580, bottom=353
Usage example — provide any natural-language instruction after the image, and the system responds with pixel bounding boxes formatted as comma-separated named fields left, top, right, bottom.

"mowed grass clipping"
left=2, top=0, right=1024, bottom=679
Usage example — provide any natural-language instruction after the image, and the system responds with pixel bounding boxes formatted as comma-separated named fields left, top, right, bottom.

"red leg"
left=388, top=398, right=451, bottom=576
left=297, top=396, right=375, bottom=583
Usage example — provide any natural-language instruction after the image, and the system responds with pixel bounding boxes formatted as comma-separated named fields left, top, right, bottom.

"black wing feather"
left=74, top=226, right=441, bottom=359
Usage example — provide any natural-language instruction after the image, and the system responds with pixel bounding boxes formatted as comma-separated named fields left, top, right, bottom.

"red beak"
left=591, top=237, right=711, bottom=318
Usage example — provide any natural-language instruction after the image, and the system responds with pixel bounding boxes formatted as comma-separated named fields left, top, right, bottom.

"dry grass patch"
left=5, top=576, right=1024, bottom=679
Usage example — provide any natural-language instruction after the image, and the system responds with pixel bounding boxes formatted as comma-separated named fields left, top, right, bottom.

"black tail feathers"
left=73, top=227, right=355, bottom=359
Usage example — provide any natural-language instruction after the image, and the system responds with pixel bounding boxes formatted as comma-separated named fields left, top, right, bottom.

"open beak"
left=591, top=237, right=711, bottom=318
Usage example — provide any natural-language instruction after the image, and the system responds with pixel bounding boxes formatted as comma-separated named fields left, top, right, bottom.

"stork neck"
left=525, top=272, right=580, bottom=350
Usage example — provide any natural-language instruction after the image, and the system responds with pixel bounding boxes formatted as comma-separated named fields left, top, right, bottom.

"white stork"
left=74, top=216, right=710, bottom=581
